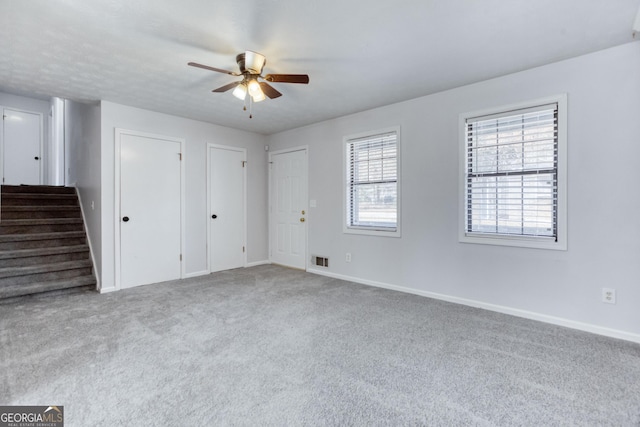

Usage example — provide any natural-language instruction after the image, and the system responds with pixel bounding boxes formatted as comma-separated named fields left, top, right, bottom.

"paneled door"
left=118, top=130, right=183, bottom=288
left=270, top=148, right=307, bottom=269
left=2, top=108, right=42, bottom=185
left=208, top=145, right=245, bottom=272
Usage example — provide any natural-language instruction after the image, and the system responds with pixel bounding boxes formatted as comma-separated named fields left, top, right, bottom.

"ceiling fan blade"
left=264, top=74, right=310, bottom=84
left=259, top=82, right=282, bottom=99
left=188, top=62, right=240, bottom=76
left=212, top=81, right=240, bottom=93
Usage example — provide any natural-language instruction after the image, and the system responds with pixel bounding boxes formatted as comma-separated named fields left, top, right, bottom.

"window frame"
left=343, top=126, right=401, bottom=237
left=458, top=95, right=567, bottom=250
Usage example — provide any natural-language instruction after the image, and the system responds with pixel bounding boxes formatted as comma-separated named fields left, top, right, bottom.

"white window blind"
left=346, top=131, right=398, bottom=231
left=465, top=103, right=558, bottom=239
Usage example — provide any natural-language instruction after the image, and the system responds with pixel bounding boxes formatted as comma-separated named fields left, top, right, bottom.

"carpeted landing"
left=1, top=265, right=639, bottom=426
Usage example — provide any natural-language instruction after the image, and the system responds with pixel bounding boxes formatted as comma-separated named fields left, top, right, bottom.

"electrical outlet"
left=602, top=288, right=616, bottom=304
left=345, top=253, right=351, bottom=263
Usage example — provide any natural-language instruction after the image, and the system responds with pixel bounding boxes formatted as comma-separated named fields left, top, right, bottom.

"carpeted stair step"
left=0, top=275, right=96, bottom=299
left=1, top=193, right=78, bottom=206
left=0, top=244, right=90, bottom=268
left=1, top=185, right=76, bottom=194
left=0, top=218, right=84, bottom=234
left=1, top=206, right=82, bottom=219
left=0, top=185, right=95, bottom=299
left=0, top=259, right=93, bottom=287
left=0, top=231, right=87, bottom=250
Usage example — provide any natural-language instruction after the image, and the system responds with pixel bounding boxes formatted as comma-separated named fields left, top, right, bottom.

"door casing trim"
left=268, top=145, right=309, bottom=270
left=114, top=128, right=186, bottom=291
left=206, top=143, right=247, bottom=273
left=0, top=106, right=44, bottom=186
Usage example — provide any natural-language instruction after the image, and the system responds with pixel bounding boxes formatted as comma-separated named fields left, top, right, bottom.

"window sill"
left=459, top=232, right=566, bottom=250
left=344, top=226, right=401, bottom=238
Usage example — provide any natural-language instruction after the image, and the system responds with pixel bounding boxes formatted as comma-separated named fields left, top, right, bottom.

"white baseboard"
left=99, top=286, right=117, bottom=294
left=246, top=260, right=270, bottom=267
left=184, top=270, right=209, bottom=279
left=307, top=268, right=640, bottom=344
left=187, top=263, right=270, bottom=278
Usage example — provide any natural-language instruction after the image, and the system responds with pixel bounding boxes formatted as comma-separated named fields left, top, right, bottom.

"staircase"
left=0, top=185, right=96, bottom=299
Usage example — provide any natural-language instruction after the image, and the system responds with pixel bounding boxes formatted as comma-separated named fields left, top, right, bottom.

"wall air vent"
left=312, top=255, right=329, bottom=267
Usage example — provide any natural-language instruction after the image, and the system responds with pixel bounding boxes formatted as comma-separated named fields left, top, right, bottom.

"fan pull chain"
left=249, top=95, right=253, bottom=119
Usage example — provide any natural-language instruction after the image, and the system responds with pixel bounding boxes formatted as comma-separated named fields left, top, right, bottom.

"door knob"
left=211, top=214, right=218, bottom=219
left=34, top=156, right=39, bottom=160
left=300, top=218, right=305, bottom=222
left=122, top=216, right=130, bottom=222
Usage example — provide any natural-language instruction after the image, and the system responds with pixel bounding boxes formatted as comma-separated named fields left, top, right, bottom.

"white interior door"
left=270, top=149, right=307, bottom=269
left=119, top=132, right=182, bottom=288
left=209, top=145, right=245, bottom=272
left=2, top=108, right=42, bottom=185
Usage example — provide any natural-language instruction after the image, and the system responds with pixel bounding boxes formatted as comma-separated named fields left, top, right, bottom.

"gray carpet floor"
left=1, top=265, right=639, bottom=426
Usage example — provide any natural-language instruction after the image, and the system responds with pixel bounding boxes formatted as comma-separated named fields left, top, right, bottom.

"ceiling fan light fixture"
left=248, top=79, right=262, bottom=96
left=244, top=51, right=266, bottom=74
left=248, top=79, right=265, bottom=102
left=188, top=51, right=309, bottom=116
left=251, top=91, right=266, bottom=103
left=232, top=82, right=247, bottom=100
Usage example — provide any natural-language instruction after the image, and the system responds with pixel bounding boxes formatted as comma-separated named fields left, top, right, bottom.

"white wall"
left=0, top=91, right=51, bottom=183
left=267, top=41, right=640, bottom=341
left=99, top=101, right=268, bottom=291
left=49, top=97, right=65, bottom=186
left=65, top=100, right=102, bottom=287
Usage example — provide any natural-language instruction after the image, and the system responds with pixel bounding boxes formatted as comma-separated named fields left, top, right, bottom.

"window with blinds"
left=345, top=129, right=399, bottom=234
left=464, top=103, right=559, bottom=241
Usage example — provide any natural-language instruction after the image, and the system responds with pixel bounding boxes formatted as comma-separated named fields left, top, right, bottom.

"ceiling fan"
left=188, top=51, right=309, bottom=117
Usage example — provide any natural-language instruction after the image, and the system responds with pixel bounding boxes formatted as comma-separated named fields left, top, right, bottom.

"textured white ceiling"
left=0, top=0, right=638, bottom=135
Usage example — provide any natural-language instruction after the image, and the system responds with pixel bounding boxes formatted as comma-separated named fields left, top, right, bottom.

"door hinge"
left=180, top=254, right=183, bottom=261
left=178, top=153, right=182, bottom=161
left=242, top=160, right=247, bottom=168
left=243, top=246, right=245, bottom=253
